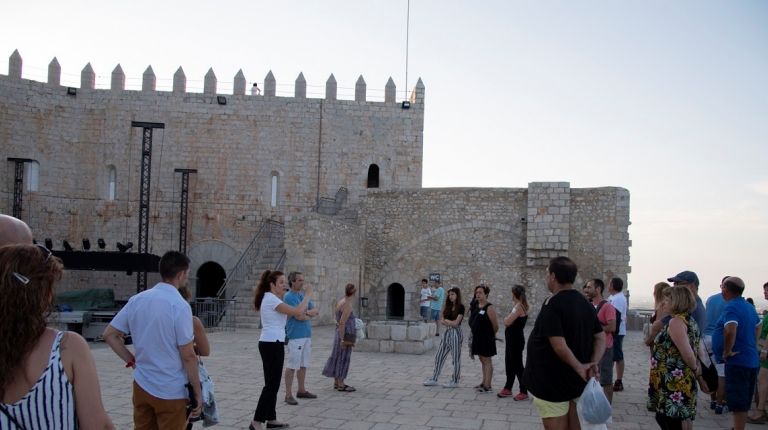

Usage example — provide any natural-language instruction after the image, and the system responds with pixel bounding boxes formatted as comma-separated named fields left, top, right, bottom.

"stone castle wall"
left=1, top=51, right=631, bottom=321
left=284, top=213, right=363, bottom=325
left=0, top=52, right=423, bottom=296
left=359, top=184, right=631, bottom=320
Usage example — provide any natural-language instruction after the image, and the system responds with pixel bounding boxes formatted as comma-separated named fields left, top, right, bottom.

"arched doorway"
left=196, top=261, right=226, bottom=298
left=367, top=164, right=379, bottom=188
left=386, top=283, right=404, bottom=319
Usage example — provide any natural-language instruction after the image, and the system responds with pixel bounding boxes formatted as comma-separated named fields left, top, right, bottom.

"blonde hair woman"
left=647, top=285, right=701, bottom=429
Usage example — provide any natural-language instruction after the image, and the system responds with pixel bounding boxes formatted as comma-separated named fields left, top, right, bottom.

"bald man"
left=0, top=214, right=33, bottom=246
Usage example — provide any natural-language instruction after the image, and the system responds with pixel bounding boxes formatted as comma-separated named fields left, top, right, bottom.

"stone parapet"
left=357, top=320, right=435, bottom=354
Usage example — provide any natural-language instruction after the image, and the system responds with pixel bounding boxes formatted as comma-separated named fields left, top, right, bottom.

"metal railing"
left=215, top=218, right=284, bottom=300
left=316, top=187, right=348, bottom=215
left=194, top=218, right=284, bottom=330
left=191, top=298, right=236, bottom=331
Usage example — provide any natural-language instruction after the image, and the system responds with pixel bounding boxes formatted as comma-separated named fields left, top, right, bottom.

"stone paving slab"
left=90, top=326, right=747, bottom=429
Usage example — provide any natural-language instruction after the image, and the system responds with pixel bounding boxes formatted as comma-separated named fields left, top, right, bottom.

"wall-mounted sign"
left=429, top=273, right=441, bottom=282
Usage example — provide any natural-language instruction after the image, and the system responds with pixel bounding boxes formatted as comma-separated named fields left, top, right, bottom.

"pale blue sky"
left=3, top=1, right=767, bottom=305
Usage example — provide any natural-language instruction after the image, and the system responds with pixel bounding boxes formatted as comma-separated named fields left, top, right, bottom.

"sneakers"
left=442, top=381, right=458, bottom=388
left=284, top=396, right=298, bottom=405
left=423, top=379, right=438, bottom=386
left=497, top=388, right=513, bottom=398
left=613, top=379, right=624, bottom=392
left=513, top=392, right=529, bottom=401
left=714, top=403, right=729, bottom=415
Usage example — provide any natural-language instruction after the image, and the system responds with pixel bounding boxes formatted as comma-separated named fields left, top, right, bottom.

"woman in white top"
left=249, top=270, right=312, bottom=430
left=0, top=244, right=114, bottom=429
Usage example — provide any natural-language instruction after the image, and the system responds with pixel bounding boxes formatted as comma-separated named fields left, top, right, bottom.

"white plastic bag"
left=355, top=318, right=366, bottom=340
left=576, top=377, right=611, bottom=428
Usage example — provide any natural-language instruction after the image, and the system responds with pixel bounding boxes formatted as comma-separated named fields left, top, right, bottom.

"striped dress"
left=0, top=331, right=78, bottom=429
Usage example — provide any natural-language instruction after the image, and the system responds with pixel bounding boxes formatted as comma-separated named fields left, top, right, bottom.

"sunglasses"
left=11, top=244, right=53, bottom=285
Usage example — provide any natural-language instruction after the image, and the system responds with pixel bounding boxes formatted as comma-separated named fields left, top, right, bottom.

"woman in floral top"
left=647, top=285, right=702, bottom=429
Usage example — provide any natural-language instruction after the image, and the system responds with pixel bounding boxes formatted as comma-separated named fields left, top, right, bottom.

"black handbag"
left=698, top=342, right=719, bottom=393
left=343, top=332, right=356, bottom=344
left=698, top=357, right=718, bottom=393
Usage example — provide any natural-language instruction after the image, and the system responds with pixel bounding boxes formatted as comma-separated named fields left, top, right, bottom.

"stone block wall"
left=284, top=213, right=363, bottom=325
left=0, top=58, right=423, bottom=296
left=360, top=184, right=631, bottom=321
left=360, top=188, right=535, bottom=320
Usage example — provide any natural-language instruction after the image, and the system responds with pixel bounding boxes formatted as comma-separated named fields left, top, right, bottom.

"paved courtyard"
left=92, top=325, right=745, bottom=429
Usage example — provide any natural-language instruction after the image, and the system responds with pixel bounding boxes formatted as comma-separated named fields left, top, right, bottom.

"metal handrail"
left=274, top=250, right=286, bottom=271
left=215, top=218, right=283, bottom=300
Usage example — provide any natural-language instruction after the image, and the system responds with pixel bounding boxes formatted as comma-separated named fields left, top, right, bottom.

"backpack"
left=596, top=300, right=620, bottom=337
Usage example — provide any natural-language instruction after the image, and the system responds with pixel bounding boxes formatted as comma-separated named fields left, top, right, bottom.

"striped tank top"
left=0, top=331, right=78, bottom=429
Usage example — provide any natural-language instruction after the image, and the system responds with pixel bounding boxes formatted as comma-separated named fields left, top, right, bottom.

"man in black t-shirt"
left=523, top=257, right=606, bottom=429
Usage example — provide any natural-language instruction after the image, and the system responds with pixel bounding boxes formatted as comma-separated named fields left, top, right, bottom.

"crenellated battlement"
left=5, top=49, right=425, bottom=104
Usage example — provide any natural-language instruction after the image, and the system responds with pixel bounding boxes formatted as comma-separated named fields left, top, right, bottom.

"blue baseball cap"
left=667, top=271, right=699, bottom=288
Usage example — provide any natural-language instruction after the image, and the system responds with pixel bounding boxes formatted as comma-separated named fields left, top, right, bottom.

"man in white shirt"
left=103, top=251, right=202, bottom=429
left=607, top=277, right=628, bottom=392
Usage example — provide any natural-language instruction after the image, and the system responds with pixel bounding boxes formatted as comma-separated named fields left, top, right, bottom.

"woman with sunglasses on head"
left=0, top=244, right=114, bottom=429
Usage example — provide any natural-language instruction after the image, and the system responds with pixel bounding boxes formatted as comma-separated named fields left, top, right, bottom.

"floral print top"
left=647, top=313, right=700, bottom=420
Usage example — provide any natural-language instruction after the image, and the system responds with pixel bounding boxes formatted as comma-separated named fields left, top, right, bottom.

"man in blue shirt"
left=668, top=270, right=706, bottom=334
left=703, top=277, right=729, bottom=413
left=103, top=251, right=202, bottom=428
left=430, top=279, right=446, bottom=336
left=283, top=272, right=319, bottom=405
left=712, top=276, right=760, bottom=430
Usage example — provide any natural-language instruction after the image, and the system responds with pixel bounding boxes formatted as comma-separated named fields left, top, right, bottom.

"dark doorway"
left=367, top=164, right=379, bottom=188
left=386, top=283, right=405, bottom=319
left=196, top=261, right=226, bottom=298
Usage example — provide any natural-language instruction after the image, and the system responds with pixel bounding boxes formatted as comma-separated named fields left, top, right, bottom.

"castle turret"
left=142, top=66, right=156, bottom=91
left=48, top=57, right=60, bottom=86
left=111, top=64, right=125, bottom=91
left=325, top=74, right=337, bottom=100
left=355, top=75, right=366, bottom=102
left=81, top=63, right=95, bottom=89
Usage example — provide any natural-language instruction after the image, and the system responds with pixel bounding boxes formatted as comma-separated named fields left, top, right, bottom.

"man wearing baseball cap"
left=668, top=270, right=706, bottom=332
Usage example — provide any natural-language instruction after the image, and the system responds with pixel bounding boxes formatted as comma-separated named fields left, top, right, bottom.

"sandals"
left=334, top=384, right=356, bottom=392
left=747, top=414, right=767, bottom=424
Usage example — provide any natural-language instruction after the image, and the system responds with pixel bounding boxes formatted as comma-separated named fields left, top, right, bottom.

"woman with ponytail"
left=249, top=270, right=312, bottom=430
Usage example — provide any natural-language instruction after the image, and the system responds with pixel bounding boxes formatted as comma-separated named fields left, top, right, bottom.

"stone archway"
left=196, top=261, right=226, bottom=298
left=386, top=283, right=405, bottom=319
left=186, top=239, right=239, bottom=298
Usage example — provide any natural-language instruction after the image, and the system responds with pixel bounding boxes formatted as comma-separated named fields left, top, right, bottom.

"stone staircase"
left=232, top=222, right=285, bottom=329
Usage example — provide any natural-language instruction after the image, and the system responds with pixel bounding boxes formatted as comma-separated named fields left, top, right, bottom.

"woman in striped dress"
left=0, top=244, right=114, bottom=429
left=423, top=287, right=465, bottom=388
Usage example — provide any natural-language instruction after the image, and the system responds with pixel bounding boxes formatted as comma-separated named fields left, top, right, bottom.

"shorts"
left=702, top=335, right=728, bottom=377
left=599, top=347, right=614, bottom=386
left=285, top=337, right=312, bottom=370
left=420, top=306, right=430, bottom=320
left=532, top=395, right=575, bottom=418
left=725, top=364, right=758, bottom=412
left=431, top=309, right=440, bottom=321
left=612, top=334, right=624, bottom=362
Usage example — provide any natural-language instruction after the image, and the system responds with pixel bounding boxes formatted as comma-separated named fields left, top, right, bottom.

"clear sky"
left=2, top=1, right=767, bottom=306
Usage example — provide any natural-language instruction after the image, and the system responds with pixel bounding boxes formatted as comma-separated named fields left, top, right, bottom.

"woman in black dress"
left=470, top=285, right=498, bottom=392
left=498, top=285, right=529, bottom=400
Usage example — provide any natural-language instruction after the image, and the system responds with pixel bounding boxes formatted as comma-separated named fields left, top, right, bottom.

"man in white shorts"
left=283, top=272, right=319, bottom=405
